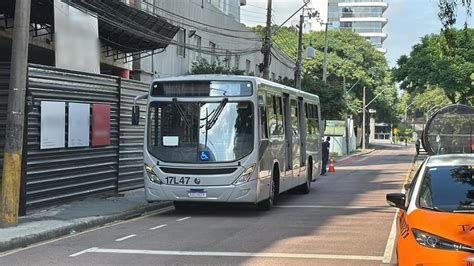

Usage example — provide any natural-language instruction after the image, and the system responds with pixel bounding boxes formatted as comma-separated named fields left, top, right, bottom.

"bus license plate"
left=188, top=192, right=207, bottom=198
left=165, top=176, right=190, bottom=185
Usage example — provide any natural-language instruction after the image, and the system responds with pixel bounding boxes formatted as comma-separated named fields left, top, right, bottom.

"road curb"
left=402, top=154, right=418, bottom=189
left=334, top=149, right=376, bottom=162
left=357, top=149, right=376, bottom=156
left=0, top=201, right=172, bottom=253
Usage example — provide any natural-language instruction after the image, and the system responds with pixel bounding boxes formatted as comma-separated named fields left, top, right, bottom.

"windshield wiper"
left=173, top=98, right=192, bottom=128
left=206, top=98, right=228, bottom=130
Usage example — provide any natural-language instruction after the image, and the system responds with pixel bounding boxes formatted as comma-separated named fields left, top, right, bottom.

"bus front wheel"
left=257, top=178, right=276, bottom=211
left=173, top=201, right=191, bottom=210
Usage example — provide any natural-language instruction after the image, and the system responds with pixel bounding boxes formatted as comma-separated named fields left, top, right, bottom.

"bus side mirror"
left=132, top=105, right=140, bottom=125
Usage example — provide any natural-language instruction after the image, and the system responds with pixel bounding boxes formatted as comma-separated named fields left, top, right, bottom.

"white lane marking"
left=0, top=206, right=175, bottom=258
left=382, top=212, right=398, bottom=263
left=382, top=156, right=415, bottom=263
left=72, top=247, right=384, bottom=261
left=115, top=234, right=136, bottom=242
left=149, top=224, right=167, bottom=231
left=70, top=247, right=98, bottom=257
left=275, top=205, right=389, bottom=210
left=176, top=217, right=191, bottom=222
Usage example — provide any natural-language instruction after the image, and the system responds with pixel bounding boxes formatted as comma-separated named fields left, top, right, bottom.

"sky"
left=240, top=0, right=473, bottom=68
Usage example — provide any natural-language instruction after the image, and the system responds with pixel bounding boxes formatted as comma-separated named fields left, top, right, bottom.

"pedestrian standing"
left=321, top=136, right=330, bottom=175
left=415, top=138, right=421, bottom=155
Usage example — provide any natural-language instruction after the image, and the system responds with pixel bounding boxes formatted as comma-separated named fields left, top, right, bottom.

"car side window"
left=406, top=161, right=425, bottom=207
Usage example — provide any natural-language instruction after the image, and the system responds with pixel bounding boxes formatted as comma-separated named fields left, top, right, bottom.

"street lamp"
left=361, top=86, right=391, bottom=150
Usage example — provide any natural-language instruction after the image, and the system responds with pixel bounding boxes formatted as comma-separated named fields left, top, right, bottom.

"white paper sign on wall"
left=40, top=101, right=66, bottom=149
left=68, top=103, right=90, bottom=147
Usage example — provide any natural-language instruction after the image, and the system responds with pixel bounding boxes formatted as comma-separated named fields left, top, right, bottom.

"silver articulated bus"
left=132, top=75, right=322, bottom=210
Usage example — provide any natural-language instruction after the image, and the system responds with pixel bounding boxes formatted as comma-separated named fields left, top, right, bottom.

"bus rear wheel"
left=297, top=162, right=312, bottom=194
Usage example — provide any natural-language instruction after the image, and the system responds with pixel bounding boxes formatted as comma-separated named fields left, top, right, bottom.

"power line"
left=142, top=0, right=259, bottom=33
left=67, top=1, right=261, bottom=56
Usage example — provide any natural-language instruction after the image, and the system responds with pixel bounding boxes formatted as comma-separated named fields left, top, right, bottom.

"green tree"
left=301, top=30, right=398, bottom=123
left=190, top=57, right=244, bottom=75
left=393, top=28, right=474, bottom=104
left=437, top=0, right=471, bottom=29
left=246, top=26, right=399, bottom=123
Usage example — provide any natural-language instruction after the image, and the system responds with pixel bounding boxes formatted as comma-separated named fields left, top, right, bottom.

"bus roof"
left=152, top=75, right=320, bottom=103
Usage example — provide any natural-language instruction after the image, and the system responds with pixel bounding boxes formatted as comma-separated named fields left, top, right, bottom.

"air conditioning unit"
left=240, top=0, right=246, bottom=6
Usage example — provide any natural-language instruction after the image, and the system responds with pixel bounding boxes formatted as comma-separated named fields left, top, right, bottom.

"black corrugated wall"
left=25, top=65, right=120, bottom=208
left=0, top=64, right=150, bottom=211
left=0, top=63, right=9, bottom=191
left=118, top=79, right=148, bottom=192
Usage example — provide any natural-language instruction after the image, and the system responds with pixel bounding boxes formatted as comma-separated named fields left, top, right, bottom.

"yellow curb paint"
left=0, top=152, right=21, bottom=227
left=402, top=155, right=417, bottom=188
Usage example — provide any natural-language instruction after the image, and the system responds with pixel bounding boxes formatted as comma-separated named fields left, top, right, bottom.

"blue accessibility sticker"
left=200, top=151, right=210, bottom=161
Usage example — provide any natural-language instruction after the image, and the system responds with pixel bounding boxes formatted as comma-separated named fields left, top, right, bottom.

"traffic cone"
left=328, top=157, right=335, bottom=173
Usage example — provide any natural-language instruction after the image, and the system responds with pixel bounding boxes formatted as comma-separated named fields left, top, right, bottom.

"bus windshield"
left=148, top=100, right=254, bottom=163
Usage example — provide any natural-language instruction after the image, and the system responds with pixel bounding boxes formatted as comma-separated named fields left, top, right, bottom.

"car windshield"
left=147, top=100, right=254, bottom=163
left=418, top=165, right=474, bottom=212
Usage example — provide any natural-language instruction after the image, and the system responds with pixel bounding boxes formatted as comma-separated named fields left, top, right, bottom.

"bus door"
left=290, top=97, right=301, bottom=178
left=283, top=94, right=292, bottom=179
left=298, top=99, right=307, bottom=177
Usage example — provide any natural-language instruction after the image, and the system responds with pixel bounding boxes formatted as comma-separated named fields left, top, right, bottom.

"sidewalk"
left=332, top=147, right=376, bottom=162
left=0, top=189, right=172, bottom=253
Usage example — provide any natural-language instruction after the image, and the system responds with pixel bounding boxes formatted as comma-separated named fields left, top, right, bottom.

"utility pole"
left=262, top=0, right=272, bottom=79
left=0, top=0, right=31, bottom=228
left=343, top=76, right=349, bottom=154
left=322, top=22, right=329, bottom=82
left=362, top=86, right=366, bottom=150
left=295, top=12, right=304, bottom=90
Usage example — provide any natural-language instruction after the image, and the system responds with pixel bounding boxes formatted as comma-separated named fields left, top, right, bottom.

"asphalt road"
left=0, top=144, right=413, bottom=266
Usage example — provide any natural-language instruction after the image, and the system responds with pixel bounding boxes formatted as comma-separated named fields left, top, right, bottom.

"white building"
left=132, top=0, right=295, bottom=83
left=310, top=0, right=388, bottom=54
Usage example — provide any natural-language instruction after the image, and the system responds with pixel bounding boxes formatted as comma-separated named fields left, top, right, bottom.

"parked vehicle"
left=387, top=154, right=474, bottom=265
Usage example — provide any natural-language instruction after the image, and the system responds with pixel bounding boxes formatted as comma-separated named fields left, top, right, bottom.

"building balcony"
left=338, top=2, right=388, bottom=11
left=358, top=32, right=388, bottom=40
left=340, top=17, right=388, bottom=25
left=376, top=47, right=387, bottom=54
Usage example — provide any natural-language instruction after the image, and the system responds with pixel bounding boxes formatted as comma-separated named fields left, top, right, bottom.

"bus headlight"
left=145, top=164, right=162, bottom=184
left=233, top=164, right=256, bottom=185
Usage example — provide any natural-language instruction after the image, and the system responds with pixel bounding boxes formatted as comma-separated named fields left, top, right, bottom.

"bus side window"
left=276, top=96, right=284, bottom=136
left=258, top=94, right=269, bottom=139
left=267, top=94, right=277, bottom=138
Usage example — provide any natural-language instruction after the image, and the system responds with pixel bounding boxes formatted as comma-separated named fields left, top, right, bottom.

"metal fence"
left=423, top=104, right=474, bottom=155
left=0, top=64, right=150, bottom=211
left=118, top=79, right=148, bottom=192
left=0, top=63, right=9, bottom=191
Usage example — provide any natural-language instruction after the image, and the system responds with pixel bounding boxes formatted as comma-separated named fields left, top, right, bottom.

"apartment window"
left=195, top=35, right=202, bottom=59
left=209, top=41, right=216, bottom=64
left=234, top=55, right=240, bottom=69
left=245, top=59, right=251, bottom=75
left=177, top=29, right=186, bottom=58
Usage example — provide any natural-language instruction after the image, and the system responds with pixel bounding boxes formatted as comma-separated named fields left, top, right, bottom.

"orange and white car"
left=387, top=154, right=474, bottom=265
